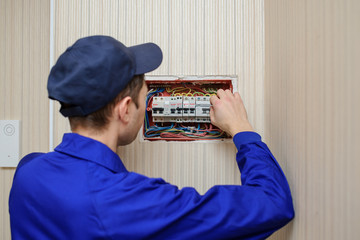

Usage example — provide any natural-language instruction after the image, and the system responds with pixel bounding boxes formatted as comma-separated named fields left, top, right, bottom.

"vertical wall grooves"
left=265, top=0, right=360, bottom=239
left=52, top=0, right=264, bottom=194
left=2, top=0, right=359, bottom=239
left=0, top=0, right=50, bottom=239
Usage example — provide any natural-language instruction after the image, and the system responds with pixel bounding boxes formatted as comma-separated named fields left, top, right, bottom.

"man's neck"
left=72, top=127, right=118, bottom=152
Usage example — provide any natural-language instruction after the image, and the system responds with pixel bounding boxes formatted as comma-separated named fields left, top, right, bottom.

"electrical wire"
left=144, top=87, right=227, bottom=140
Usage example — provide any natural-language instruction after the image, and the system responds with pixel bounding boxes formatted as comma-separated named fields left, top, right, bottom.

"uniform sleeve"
left=95, top=132, right=294, bottom=240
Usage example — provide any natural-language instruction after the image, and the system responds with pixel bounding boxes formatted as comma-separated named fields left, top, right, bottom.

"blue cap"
left=47, top=35, right=163, bottom=117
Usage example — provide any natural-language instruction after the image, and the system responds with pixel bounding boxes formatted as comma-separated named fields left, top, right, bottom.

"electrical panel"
left=143, top=77, right=236, bottom=141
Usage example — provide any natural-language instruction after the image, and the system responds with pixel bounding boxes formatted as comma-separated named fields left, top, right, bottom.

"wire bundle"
left=144, top=87, right=227, bottom=140
left=166, top=85, right=217, bottom=97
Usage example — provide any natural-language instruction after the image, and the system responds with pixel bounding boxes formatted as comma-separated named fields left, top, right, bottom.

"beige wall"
left=265, top=0, right=360, bottom=239
left=1, top=0, right=360, bottom=239
left=0, top=0, right=50, bottom=239
left=53, top=0, right=265, bottom=193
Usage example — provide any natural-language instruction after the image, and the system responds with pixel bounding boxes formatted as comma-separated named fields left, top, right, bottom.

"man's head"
left=47, top=36, right=162, bottom=145
left=67, top=74, right=145, bottom=132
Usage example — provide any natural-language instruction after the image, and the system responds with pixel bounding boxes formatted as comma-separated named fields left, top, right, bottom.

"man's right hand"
left=209, top=89, right=254, bottom=137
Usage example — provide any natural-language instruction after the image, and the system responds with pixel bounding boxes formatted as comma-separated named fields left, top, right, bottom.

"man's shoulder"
left=17, top=152, right=46, bottom=170
left=14, top=151, right=64, bottom=176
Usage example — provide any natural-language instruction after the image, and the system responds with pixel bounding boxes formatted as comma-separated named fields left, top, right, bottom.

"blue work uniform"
left=9, top=132, right=294, bottom=239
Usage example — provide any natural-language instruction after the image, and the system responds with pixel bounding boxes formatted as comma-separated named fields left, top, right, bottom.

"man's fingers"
left=210, top=95, right=219, bottom=105
left=216, top=89, right=226, bottom=98
left=217, top=89, right=235, bottom=99
left=225, top=89, right=232, bottom=97
left=234, top=92, right=241, bottom=101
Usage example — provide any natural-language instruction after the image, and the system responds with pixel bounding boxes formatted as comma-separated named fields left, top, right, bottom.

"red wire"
left=160, top=132, right=188, bottom=139
left=146, top=88, right=224, bottom=139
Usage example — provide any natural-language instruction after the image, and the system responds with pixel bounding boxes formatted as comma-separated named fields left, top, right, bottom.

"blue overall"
left=9, top=132, right=294, bottom=239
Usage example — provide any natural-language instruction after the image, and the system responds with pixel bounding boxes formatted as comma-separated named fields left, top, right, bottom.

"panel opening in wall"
left=142, top=76, right=237, bottom=142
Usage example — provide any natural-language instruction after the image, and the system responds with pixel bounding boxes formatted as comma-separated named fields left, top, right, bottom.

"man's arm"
left=98, top=133, right=294, bottom=239
left=96, top=90, right=294, bottom=239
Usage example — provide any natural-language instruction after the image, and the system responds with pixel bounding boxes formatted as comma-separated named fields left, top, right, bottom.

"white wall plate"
left=0, top=120, right=20, bottom=167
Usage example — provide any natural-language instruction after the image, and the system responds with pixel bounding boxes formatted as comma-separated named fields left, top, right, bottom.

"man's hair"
left=68, top=74, right=145, bottom=131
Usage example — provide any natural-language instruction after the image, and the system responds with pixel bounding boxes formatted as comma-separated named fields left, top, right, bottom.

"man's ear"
left=114, top=96, right=132, bottom=123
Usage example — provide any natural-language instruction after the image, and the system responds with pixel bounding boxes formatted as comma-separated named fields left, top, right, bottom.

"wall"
left=0, top=0, right=50, bottom=239
left=4, top=0, right=359, bottom=239
left=265, top=0, right=360, bottom=239
left=1, top=0, right=266, bottom=238
left=52, top=0, right=265, bottom=194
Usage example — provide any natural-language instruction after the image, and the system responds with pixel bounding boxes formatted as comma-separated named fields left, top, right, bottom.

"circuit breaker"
left=143, top=77, right=236, bottom=141
left=152, top=96, right=210, bottom=123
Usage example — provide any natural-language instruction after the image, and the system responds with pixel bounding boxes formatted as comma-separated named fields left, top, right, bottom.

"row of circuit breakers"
left=152, top=96, right=211, bottom=123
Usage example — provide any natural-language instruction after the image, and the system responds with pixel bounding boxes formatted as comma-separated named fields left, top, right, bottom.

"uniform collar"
left=54, top=133, right=128, bottom=173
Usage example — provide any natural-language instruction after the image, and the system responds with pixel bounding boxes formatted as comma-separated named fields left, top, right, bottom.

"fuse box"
left=143, top=76, right=236, bottom=141
left=152, top=96, right=210, bottom=123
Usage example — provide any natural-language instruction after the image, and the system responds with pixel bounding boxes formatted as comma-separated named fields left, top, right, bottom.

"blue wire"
left=145, top=88, right=167, bottom=135
left=145, top=88, right=223, bottom=139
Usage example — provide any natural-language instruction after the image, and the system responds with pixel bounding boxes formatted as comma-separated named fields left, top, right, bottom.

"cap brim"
left=129, top=43, right=163, bottom=75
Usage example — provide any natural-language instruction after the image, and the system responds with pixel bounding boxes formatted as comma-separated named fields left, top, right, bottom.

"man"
left=9, top=35, right=294, bottom=239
